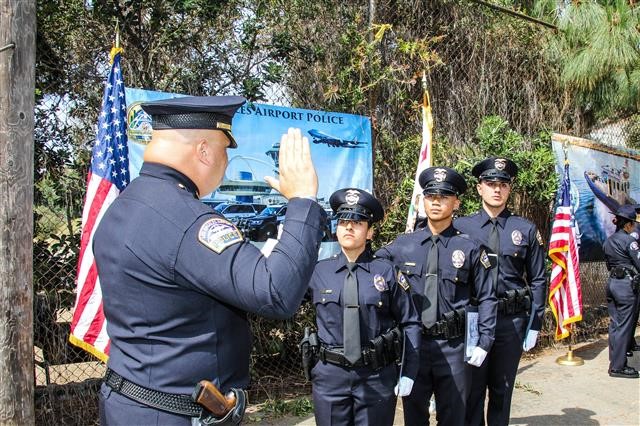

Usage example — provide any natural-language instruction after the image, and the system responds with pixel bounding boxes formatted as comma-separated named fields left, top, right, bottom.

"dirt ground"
left=248, top=330, right=640, bottom=425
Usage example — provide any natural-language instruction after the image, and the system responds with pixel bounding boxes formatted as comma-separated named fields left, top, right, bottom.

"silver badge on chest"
left=451, top=250, right=465, bottom=268
left=511, top=230, right=523, bottom=246
left=373, top=274, right=388, bottom=291
left=345, top=189, right=360, bottom=205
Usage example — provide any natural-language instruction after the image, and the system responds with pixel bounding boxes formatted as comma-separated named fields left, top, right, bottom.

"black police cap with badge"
left=418, top=166, right=467, bottom=196
left=329, top=188, right=384, bottom=223
left=471, top=157, right=518, bottom=182
left=140, top=96, right=246, bottom=148
left=613, top=204, right=640, bottom=223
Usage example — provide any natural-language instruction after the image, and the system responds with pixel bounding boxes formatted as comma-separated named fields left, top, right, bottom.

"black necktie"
left=488, top=218, right=500, bottom=290
left=422, top=235, right=439, bottom=328
left=343, top=262, right=361, bottom=364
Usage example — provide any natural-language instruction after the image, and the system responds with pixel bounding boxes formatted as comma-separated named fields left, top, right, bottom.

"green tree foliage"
left=535, top=0, right=640, bottom=118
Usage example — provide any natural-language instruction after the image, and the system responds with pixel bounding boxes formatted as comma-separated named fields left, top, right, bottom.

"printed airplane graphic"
left=307, top=129, right=367, bottom=148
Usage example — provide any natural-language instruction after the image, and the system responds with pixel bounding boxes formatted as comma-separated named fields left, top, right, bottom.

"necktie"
left=422, top=235, right=439, bottom=328
left=343, top=262, right=361, bottom=364
left=488, top=218, right=500, bottom=290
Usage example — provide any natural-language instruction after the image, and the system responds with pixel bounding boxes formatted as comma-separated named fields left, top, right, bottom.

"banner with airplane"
left=551, top=133, right=640, bottom=261
left=125, top=88, right=373, bottom=257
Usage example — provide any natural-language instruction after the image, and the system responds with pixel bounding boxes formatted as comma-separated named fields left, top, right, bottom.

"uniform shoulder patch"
left=631, top=241, right=639, bottom=251
left=397, top=270, right=410, bottom=291
left=536, top=230, right=544, bottom=246
left=198, top=217, right=243, bottom=254
left=480, top=249, right=491, bottom=269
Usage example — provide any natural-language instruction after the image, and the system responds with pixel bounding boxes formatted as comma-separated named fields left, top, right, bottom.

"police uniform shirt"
left=94, top=162, right=326, bottom=395
left=603, top=229, right=640, bottom=273
left=309, top=251, right=422, bottom=379
left=376, top=225, right=497, bottom=351
left=455, top=209, right=547, bottom=331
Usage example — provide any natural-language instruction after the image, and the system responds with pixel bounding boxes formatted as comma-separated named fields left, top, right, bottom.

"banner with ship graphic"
left=124, top=88, right=373, bottom=256
left=551, top=133, right=640, bottom=261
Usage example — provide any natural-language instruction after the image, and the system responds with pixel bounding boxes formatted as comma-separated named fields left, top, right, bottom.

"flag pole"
left=554, top=142, right=584, bottom=366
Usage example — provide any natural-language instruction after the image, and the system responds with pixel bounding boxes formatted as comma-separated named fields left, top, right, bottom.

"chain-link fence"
left=32, top=1, right=633, bottom=425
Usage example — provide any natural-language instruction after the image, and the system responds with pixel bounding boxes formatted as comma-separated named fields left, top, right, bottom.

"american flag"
left=69, top=47, right=129, bottom=361
left=548, top=161, right=582, bottom=340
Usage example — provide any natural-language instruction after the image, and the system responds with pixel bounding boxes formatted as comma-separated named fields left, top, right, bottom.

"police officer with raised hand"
left=603, top=204, right=640, bottom=379
left=455, top=157, right=547, bottom=426
left=308, top=188, right=421, bottom=426
left=95, top=96, right=326, bottom=425
left=377, top=167, right=497, bottom=426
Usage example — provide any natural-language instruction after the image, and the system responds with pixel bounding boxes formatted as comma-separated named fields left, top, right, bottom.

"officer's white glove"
left=467, top=347, right=488, bottom=367
left=522, top=330, right=539, bottom=352
left=394, top=376, right=414, bottom=397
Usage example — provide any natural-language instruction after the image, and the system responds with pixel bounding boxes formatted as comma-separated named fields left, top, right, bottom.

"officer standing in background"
left=455, top=157, right=547, bottom=426
left=625, top=204, right=640, bottom=356
left=377, top=167, right=497, bottom=426
left=95, top=96, right=327, bottom=425
left=603, top=204, right=640, bottom=378
left=309, top=188, right=421, bottom=426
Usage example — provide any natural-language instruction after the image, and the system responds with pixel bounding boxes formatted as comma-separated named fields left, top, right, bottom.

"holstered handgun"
left=192, top=380, right=246, bottom=425
left=300, top=327, right=319, bottom=380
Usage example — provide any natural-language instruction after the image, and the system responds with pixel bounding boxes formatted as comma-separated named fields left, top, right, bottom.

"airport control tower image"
left=215, top=139, right=281, bottom=203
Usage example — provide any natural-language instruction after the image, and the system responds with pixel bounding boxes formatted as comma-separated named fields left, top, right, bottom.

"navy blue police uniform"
left=309, top=188, right=421, bottom=426
left=626, top=204, right=640, bottom=355
left=95, top=96, right=327, bottom=425
left=455, top=157, right=547, bottom=426
left=603, top=204, right=640, bottom=378
left=376, top=168, right=497, bottom=426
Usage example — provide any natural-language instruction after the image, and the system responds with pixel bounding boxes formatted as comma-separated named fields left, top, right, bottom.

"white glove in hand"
left=522, top=330, right=539, bottom=352
left=467, top=347, right=488, bottom=367
left=394, top=376, right=414, bottom=397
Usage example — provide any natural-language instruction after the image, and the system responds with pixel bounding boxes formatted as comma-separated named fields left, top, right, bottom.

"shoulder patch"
left=536, top=230, right=544, bottom=246
left=480, top=249, right=491, bottom=269
left=631, top=241, right=639, bottom=251
left=397, top=270, right=410, bottom=291
left=198, top=218, right=243, bottom=254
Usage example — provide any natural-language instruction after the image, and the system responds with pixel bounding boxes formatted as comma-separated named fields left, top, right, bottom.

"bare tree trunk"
left=0, top=1, right=36, bottom=424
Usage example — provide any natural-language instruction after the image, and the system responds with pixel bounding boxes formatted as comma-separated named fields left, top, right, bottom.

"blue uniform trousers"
left=466, top=313, right=527, bottom=426
left=402, top=336, right=469, bottom=426
left=607, top=278, right=637, bottom=370
left=100, top=383, right=195, bottom=426
left=627, top=290, right=639, bottom=351
left=311, top=361, right=397, bottom=426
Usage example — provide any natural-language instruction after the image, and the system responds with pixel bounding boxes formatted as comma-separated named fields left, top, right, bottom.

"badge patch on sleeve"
left=536, top=230, right=544, bottom=246
left=198, top=218, right=243, bottom=254
left=631, top=241, right=639, bottom=251
left=397, top=271, right=410, bottom=291
left=480, top=250, right=491, bottom=269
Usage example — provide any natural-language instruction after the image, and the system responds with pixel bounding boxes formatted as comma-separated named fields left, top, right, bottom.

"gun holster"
left=199, top=388, right=247, bottom=426
left=632, top=274, right=640, bottom=294
left=300, top=327, right=319, bottom=380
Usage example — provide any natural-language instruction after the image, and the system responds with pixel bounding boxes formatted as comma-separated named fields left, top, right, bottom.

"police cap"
left=471, top=157, right=518, bottom=182
left=614, top=204, right=640, bottom=223
left=419, top=167, right=467, bottom=196
left=140, top=96, right=246, bottom=148
left=329, top=188, right=384, bottom=223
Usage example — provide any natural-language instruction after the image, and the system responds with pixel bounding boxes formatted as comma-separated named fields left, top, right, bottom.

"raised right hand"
left=264, top=128, right=318, bottom=200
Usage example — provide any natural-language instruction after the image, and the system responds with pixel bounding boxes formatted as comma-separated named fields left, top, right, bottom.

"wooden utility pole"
left=0, top=1, right=36, bottom=424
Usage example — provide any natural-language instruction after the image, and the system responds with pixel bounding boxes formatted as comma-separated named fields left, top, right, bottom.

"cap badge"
left=373, top=274, right=388, bottom=292
left=434, top=168, right=447, bottom=182
left=511, top=230, right=523, bottom=246
left=345, top=189, right=360, bottom=206
left=452, top=250, right=465, bottom=268
left=494, top=159, right=506, bottom=170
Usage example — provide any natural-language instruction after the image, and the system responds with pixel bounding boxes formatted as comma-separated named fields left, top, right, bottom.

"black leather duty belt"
left=318, top=346, right=393, bottom=370
left=104, top=368, right=202, bottom=417
left=497, top=290, right=531, bottom=315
